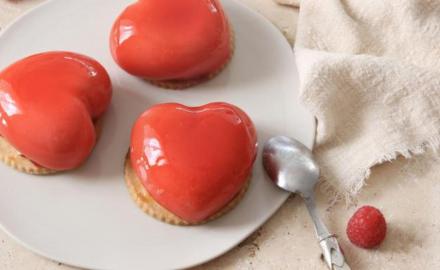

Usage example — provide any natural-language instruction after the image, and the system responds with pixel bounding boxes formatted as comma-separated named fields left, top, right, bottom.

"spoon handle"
left=303, top=195, right=350, bottom=270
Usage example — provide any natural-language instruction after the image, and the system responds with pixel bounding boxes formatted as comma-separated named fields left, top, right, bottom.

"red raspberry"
left=346, top=206, right=387, bottom=249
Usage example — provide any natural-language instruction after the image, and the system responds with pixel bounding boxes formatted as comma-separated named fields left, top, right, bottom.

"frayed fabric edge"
left=318, top=135, right=440, bottom=207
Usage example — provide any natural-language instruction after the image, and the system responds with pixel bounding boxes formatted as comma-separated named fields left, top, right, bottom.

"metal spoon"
left=263, top=136, right=350, bottom=270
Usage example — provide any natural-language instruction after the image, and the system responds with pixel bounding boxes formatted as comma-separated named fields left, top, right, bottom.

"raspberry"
left=346, top=206, right=387, bottom=249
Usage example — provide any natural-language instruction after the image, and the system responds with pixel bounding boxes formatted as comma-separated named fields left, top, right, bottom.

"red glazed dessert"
left=110, top=0, right=233, bottom=89
left=124, top=102, right=257, bottom=225
left=0, top=51, right=112, bottom=174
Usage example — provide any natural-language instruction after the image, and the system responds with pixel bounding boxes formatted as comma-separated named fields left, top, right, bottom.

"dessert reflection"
left=117, top=20, right=136, bottom=45
left=0, top=88, right=21, bottom=117
left=143, top=137, right=167, bottom=167
left=0, top=84, right=22, bottom=129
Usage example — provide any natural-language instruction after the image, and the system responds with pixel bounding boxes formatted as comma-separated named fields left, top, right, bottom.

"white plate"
left=0, top=0, right=315, bottom=269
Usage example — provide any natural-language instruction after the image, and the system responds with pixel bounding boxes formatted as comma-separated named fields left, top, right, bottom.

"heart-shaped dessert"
left=0, top=51, right=112, bottom=173
left=125, top=102, right=257, bottom=225
left=110, top=0, right=233, bottom=89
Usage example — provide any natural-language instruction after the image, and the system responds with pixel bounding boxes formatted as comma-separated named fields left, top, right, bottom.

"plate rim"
left=0, top=0, right=316, bottom=269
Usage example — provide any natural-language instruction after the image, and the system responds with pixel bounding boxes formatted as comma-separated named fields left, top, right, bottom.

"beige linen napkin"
left=283, top=0, right=440, bottom=199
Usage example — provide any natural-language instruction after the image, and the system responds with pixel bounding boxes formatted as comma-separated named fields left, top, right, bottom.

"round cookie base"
left=149, top=28, right=236, bottom=90
left=124, top=153, right=251, bottom=226
left=0, top=118, right=103, bottom=175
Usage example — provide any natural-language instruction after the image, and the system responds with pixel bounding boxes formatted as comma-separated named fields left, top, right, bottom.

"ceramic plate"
left=0, top=0, right=315, bottom=269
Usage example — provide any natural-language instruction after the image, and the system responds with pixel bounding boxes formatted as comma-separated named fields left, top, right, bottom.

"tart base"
left=0, top=118, right=103, bottom=175
left=124, top=153, right=250, bottom=226
left=149, top=27, right=236, bottom=90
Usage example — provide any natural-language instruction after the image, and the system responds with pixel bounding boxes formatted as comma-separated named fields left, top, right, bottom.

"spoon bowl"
left=263, top=136, right=320, bottom=197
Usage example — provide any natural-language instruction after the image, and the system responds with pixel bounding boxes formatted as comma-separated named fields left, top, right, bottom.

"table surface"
left=1, top=1, right=440, bottom=269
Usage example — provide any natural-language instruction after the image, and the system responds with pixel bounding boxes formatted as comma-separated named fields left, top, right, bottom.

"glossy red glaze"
left=0, top=52, right=112, bottom=170
left=130, top=103, right=257, bottom=223
left=110, top=0, right=232, bottom=81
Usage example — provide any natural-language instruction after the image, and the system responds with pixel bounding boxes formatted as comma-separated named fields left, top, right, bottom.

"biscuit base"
left=124, top=154, right=250, bottom=226
left=149, top=27, right=236, bottom=90
left=0, top=118, right=103, bottom=175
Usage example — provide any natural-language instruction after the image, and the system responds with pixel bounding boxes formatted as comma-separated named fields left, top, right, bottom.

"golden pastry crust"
left=149, top=27, right=235, bottom=90
left=0, top=118, right=103, bottom=175
left=124, top=153, right=250, bottom=225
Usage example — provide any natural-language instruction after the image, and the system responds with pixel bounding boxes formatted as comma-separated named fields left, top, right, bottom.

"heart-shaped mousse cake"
left=125, top=102, right=257, bottom=225
left=0, top=51, right=112, bottom=174
left=110, top=0, right=233, bottom=89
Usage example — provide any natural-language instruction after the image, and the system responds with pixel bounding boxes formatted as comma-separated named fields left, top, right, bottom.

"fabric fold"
left=274, top=0, right=300, bottom=8
left=290, top=0, right=440, bottom=198
left=296, top=48, right=440, bottom=197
